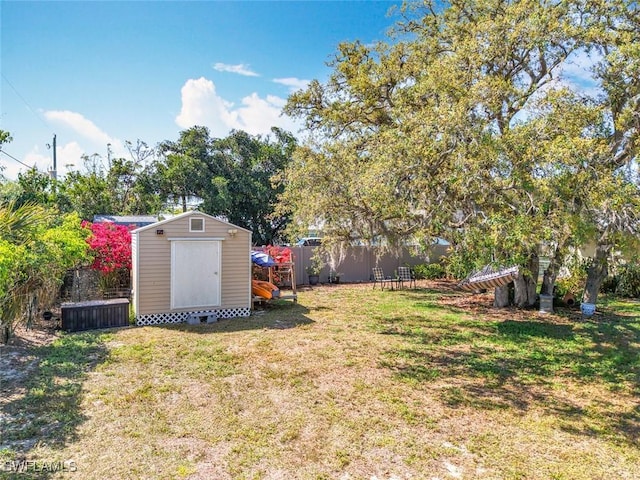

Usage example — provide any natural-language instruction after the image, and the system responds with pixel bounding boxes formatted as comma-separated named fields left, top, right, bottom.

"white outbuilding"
left=131, top=211, right=252, bottom=326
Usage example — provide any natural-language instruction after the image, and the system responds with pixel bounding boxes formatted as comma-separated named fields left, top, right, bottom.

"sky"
left=1, top=0, right=400, bottom=179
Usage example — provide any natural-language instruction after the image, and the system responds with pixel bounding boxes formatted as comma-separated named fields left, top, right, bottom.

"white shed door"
left=171, top=240, right=221, bottom=309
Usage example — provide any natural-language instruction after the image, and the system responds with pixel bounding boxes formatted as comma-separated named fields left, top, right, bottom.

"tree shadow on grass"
left=0, top=331, right=111, bottom=479
left=376, top=304, right=640, bottom=447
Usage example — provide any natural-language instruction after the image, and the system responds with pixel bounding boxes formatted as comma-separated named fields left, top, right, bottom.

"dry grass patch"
left=1, top=281, right=638, bottom=479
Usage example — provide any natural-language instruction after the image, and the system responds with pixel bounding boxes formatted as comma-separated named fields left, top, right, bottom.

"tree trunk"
left=513, top=254, right=539, bottom=308
left=513, top=273, right=528, bottom=307
left=181, top=195, right=187, bottom=212
left=494, top=284, right=510, bottom=307
left=527, top=254, right=539, bottom=306
left=0, top=323, right=9, bottom=345
left=582, top=240, right=612, bottom=305
left=541, top=246, right=562, bottom=296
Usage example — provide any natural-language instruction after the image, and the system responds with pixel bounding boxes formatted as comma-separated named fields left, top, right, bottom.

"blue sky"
left=1, top=0, right=400, bottom=179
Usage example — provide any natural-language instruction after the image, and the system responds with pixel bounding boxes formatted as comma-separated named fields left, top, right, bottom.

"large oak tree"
left=282, top=0, right=638, bottom=307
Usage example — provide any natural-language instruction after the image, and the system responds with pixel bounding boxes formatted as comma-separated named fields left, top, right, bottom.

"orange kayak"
left=252, top=280, right=280, bottom=299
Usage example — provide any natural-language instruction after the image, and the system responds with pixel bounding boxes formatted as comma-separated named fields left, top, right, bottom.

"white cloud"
left=43, top=110, right=122, bottom=150
left=175, top=77, right=300, bottom=138
left=560, top=49, right=599, bottom=80
left=266, top=95, right=287, bottom=108
left=236, top=93, right=294, bottom=135
left=213, top=62, right=259, bottom=77
left=175, top=77, right=241, bottom=135
left=273, top=77, right=310, bottom=92
left=50, top=141, right=86, bottom=173
left=2, top=141, right=85, bottom=180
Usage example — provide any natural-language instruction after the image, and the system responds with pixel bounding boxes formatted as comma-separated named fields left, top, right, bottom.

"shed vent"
left=190, top=217, right=204, bottom=232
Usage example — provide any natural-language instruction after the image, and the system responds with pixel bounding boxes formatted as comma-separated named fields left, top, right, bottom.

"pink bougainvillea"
left=83, top=221, right=132, bottom=274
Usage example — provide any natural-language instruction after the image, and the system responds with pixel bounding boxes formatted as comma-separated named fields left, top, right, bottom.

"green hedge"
left=615, top=262, right=640, bottom=298
left=412, top=263, right=446, bottom=280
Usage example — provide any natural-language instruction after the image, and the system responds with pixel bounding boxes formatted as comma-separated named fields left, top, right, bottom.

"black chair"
left=372, top=267, right=397, bottom=290
left=397, top=266, right=417, bottom=289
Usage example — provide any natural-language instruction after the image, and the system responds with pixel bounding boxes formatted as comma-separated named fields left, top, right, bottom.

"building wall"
left=134, top=214, right=250, bottom=317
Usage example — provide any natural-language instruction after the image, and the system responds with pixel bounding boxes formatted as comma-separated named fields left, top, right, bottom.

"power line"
left=0, top=149, right=34, bottom=169
left=1, top=72, right=51, bottom=130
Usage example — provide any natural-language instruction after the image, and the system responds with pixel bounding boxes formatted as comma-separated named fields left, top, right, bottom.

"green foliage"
left=0, top=129, right=12, bottom=146
left=61, top=152, right=161, bottom=220
left=305, top=255, right=325, bottom=275
left=0, top=241, right=26, bottom=296
left=63, top=167, right=116, bottom=219
left=0, top=203, right=90, bottom=342
left=212, top=128, right=297, bottom=245
left=600, top=275, right=619, bottom=294
left=155, top=127, right=296, bottom=244
left=412, top=263, right=445, bottom=280
left=555, top=256, right=591, bottom=298
left=0, top=201, right=53, bottom=244
left=281, top=0, right=639, bottom=307
left=40, top=213, right=92, bottom=270
left=15, top=168, right=58, bottom=208
left=615, top=261, right=640, bottom=298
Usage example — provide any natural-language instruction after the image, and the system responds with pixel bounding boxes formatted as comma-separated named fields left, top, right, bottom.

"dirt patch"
left=433, top=279, right=583, bottom=323
left=0, top=319, right=59, bottom=450
left=3, top=317, right=59, bottom=348
left=1, top=320, right=57, bottom=383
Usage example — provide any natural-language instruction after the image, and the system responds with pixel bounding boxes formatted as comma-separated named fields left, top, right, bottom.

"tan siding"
left=137, top=228, right=171, bottom=314
left=220, top=232, right=251, bottom=307
left=131, top=234, right=138, bottom=314
left=135, top=213, right=251, bottom=315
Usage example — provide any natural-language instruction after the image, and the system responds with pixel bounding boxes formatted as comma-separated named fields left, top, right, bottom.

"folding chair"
left=397, top=266, right=417, bottom=289
left=372, top=267, right=397, bottom=290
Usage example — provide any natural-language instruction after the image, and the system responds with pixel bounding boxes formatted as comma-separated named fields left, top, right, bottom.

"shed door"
left=171, top=240, right=221, bottom=309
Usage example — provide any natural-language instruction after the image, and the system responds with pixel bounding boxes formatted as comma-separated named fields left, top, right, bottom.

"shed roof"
left=132, top=210, right=251, bottom=234
left=93, top=215, right=159, bottom=227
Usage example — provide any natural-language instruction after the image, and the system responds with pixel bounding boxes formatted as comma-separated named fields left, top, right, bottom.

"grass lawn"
left=1, top=281, right=638, bottom=479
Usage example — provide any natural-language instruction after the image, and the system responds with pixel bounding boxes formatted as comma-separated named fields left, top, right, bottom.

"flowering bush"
left=84, top=222, right=132, bottom=290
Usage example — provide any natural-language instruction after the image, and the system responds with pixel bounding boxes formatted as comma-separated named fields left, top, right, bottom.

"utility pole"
left=48, top=134, right=57, bottom=180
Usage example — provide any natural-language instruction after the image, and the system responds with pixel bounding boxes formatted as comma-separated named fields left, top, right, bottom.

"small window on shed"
left=190, top=217, right=205, bottom=232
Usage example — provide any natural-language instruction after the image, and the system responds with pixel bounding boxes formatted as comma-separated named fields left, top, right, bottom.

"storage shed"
left=131, top=211, right=252, bottom=326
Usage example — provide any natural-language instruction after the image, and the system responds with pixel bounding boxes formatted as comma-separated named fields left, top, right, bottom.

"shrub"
left=0, top=210, right=91, bottom=342
left=615, top=262, right=640, bottom=298
left=85, top=221, right=132, bottom=274
left=600, top=275, right=619, bottom=294
left=555, top=256, right=590, bottom=298
left=412, top=263, right=446, bottom=280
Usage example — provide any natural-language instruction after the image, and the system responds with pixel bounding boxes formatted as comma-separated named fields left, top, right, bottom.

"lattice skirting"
left=136, top=307, right=251, bottom=326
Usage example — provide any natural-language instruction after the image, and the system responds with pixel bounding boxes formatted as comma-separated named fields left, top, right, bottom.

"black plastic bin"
left=61, top=298, right=130, bottom=332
